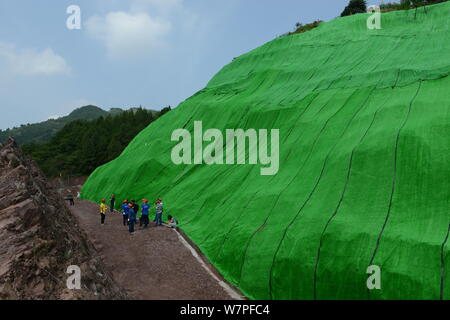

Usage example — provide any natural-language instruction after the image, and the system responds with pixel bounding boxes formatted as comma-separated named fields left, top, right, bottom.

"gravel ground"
left=70, top=200, right=233, bottom=300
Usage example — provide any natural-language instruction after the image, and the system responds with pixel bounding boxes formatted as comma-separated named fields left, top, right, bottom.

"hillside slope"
left=81, top=3, right=450, bottom=299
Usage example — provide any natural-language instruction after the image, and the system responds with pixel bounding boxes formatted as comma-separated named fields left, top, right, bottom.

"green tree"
left=341, top=0, right=367, bottom=17
left=22, top=108, right=170, bottom=178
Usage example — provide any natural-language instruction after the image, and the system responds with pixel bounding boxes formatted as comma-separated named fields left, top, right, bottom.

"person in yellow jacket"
left=100, top=199, right=108, bottom=225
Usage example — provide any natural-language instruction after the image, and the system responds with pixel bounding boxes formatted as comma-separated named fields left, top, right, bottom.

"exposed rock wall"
left=0, top=138, right=127, bottom=300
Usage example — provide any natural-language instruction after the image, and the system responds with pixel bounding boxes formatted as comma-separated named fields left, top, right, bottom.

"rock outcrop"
left=0, top=138, right=127, bottom=300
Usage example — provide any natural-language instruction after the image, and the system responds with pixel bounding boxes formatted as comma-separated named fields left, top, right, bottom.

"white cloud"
left=85, top=0, right=190, bottom=60
left=0, top=42, right=71, bottom=76
left=86, top=10, right=172, bottom=60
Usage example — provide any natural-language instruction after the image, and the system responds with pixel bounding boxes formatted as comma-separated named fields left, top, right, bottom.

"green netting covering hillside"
left=82, top=3, right=450, bottom=299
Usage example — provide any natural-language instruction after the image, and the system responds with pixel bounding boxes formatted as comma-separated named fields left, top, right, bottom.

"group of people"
left=99, top=194, right=178, bottom=235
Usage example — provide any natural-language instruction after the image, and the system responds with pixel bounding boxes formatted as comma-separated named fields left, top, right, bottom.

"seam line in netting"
left=173, top=105, right=255, bottom=226
left=367, top=81, right=422, bottom=299
left=236, top=90, right=354, bottom=286
left=197, top=108, right=284, bottom=245
left=215, top=189, right=264, bottom=261
left=182, top=164, right=240, bottom=227
left=198, top=167, right=255, bottom=246
left=440, top=223, right=450, bottom=300
left=312, top=92, right=388, bottom=299
left=202, top=92, right=321, bottom=251
left=213, top=93, right=322, bottom=263
left=267, top=87, right=376, bottom=299
left=283, top=90, right=342, bottom=170
left=282, top=93, right=320, bottom=143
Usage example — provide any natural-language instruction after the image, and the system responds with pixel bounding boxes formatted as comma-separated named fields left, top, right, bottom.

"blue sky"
left=0, top=0, right=387, bottom=130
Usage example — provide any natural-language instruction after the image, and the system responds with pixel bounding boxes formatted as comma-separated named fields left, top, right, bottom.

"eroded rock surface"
left=0, top=138, right=127, bottom=300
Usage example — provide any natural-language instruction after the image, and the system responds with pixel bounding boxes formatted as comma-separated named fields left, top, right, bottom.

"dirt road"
left=70, top=200, right=236, bottom=300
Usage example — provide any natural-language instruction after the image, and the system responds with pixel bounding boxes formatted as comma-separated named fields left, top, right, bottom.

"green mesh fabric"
left=82, top=3, right=450, bottom=299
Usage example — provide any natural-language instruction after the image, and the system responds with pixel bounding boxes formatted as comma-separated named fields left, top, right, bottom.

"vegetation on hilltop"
left=340, top=0, right=449, bottom=16
left=285, top=0, right=449, bottom=38
left=380, top=0, right=449, bottom=12
left=341, top=0, right=367, bottom=17
left=286, top=20, right=323, bottom=37
left=22, top=107, right=171, bottom=178
left=0, top=105, right=130, bottom=145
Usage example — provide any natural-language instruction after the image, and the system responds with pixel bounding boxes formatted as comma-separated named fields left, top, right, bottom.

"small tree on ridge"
left=341, top=0, right=368, bottom=17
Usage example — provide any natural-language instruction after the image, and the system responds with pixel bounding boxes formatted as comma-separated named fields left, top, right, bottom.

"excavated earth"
left=0, top=138, right=127, bottom=300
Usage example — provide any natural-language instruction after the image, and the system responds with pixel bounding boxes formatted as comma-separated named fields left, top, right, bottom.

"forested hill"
left=0, top=105, right=154, bottom=145
left=22, top=107, right=171, bottom=178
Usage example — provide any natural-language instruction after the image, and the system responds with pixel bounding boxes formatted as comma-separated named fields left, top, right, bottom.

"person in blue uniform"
left=140, top=199, right=150, bottom=228
left=121, top=200, right=129, bottom=226
left=128, top=203, right=137, bottom=234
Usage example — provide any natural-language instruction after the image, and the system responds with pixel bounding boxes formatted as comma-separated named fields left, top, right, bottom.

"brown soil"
left=70, top=200, right=232, bottom=300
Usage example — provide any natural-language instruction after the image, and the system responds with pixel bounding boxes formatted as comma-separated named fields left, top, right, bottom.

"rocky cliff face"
left=0, top=138, right=127, bottom=300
